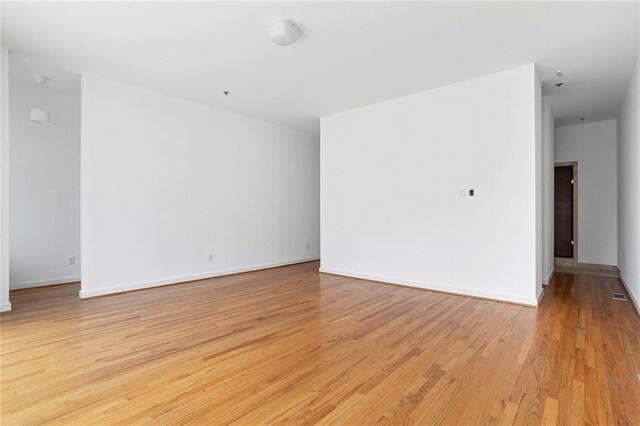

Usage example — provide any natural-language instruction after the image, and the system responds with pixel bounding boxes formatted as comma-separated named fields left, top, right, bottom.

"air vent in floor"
left=612, top=292, right=628, bottom=300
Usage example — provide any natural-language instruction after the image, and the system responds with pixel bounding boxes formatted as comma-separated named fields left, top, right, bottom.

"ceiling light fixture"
left=267, top=20, right=300, bottom=46
left=31, top=74, right=51, bottom=124
left=30, top=108, right=50, bottom=124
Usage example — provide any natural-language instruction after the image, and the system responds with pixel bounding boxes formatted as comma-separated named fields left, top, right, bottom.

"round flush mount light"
left=267, top=20, right=300, bottom=46
left=30, top=108, right=50, bottom=124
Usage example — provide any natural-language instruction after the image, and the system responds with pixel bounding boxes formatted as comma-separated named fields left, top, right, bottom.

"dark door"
left=554, top=165, right=573, bottom=258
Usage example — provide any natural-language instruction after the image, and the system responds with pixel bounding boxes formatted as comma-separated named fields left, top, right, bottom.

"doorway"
left=6, top=53, right=81, bottom=301
left=554, top=162, right=578, bottom=267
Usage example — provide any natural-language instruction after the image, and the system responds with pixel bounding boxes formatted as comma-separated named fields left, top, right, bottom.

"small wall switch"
left=69, top=256, right=76, bottom=265
left=469, top=189, right=475, bottom=196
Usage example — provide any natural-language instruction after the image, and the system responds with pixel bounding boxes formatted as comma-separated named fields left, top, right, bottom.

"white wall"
left=0, top=47, right=10, bottom=311
left=618, top=55, right=639, bottom=311
left=80, top=73, right=319, bottom=298
left=321, top=64, right=541, bottom=306
left=556, top=119, right=617, bottom=266
left=541, top=96, right=555, bottom=283
left=9, top=83, right=81, bottom=288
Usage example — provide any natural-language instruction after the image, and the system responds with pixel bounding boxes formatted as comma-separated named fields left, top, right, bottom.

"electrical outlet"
left=68, top=256, right=76, bottom=265
left=619, top=252, right=622, bottom=261
left=306, top=243, right=309, bottom=249
left=208, top=253, right=214, bottom=262
left=458, top=189, right=467, bottom=198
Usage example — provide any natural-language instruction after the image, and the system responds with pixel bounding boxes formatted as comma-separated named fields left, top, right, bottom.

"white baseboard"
left=0, top=302, right=12, bottom=312
left=542, top=268, right=555, bottom=285
left=319, top=267, right=539, bottom=307
left=537, top=287, right=546, bottom=306
left=619, top=274, right=640, bottom=315
left=10, top=276, right=81, bottom=290
left=79, top=256, right=320, bottom=299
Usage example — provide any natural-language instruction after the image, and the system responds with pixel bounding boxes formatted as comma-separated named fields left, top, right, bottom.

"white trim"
left=319, top=267, right=539, bottom=307
left=10, top=276, right=81, bottom=290
left=537, top=287, right=545, bottom=306
left=1, top=49, right=11, bottom=319
left=542, top=268, right=554, bottom=285
left=620, top=274, right=640, bottom=314
left=79, top=257, right=320, bottom=299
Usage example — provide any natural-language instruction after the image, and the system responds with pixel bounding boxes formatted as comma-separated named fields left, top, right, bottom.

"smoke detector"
left=34, top=74, right=49, bottom=85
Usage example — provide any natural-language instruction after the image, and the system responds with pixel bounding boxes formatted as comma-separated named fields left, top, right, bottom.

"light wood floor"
left=1, top=261, right=639, bottom=425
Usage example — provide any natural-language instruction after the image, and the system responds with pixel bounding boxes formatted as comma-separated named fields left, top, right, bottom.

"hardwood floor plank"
left=542, top=397, right=558, bottom=426
left=1, top=262, right=639, bottom=424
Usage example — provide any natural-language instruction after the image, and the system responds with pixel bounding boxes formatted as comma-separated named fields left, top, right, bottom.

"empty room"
left=1, top=1, right=639, bottom=424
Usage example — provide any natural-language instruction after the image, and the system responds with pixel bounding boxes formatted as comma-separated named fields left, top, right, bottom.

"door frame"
left=554, top=161, right=578, bottom=268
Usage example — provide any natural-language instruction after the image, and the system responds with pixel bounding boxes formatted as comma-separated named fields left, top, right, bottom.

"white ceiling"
left=2, top=2, right=639, bottom=133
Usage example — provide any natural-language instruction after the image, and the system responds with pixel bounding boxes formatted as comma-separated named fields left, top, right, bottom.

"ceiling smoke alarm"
left=34, top=74, right=49, bottom=85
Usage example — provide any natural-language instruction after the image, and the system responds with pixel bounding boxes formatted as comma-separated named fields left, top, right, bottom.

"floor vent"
left=613, top=292, right=628, bottom=301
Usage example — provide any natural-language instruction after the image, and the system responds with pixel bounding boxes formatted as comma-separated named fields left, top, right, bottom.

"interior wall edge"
left=0, top=47, right=11, bottom=311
